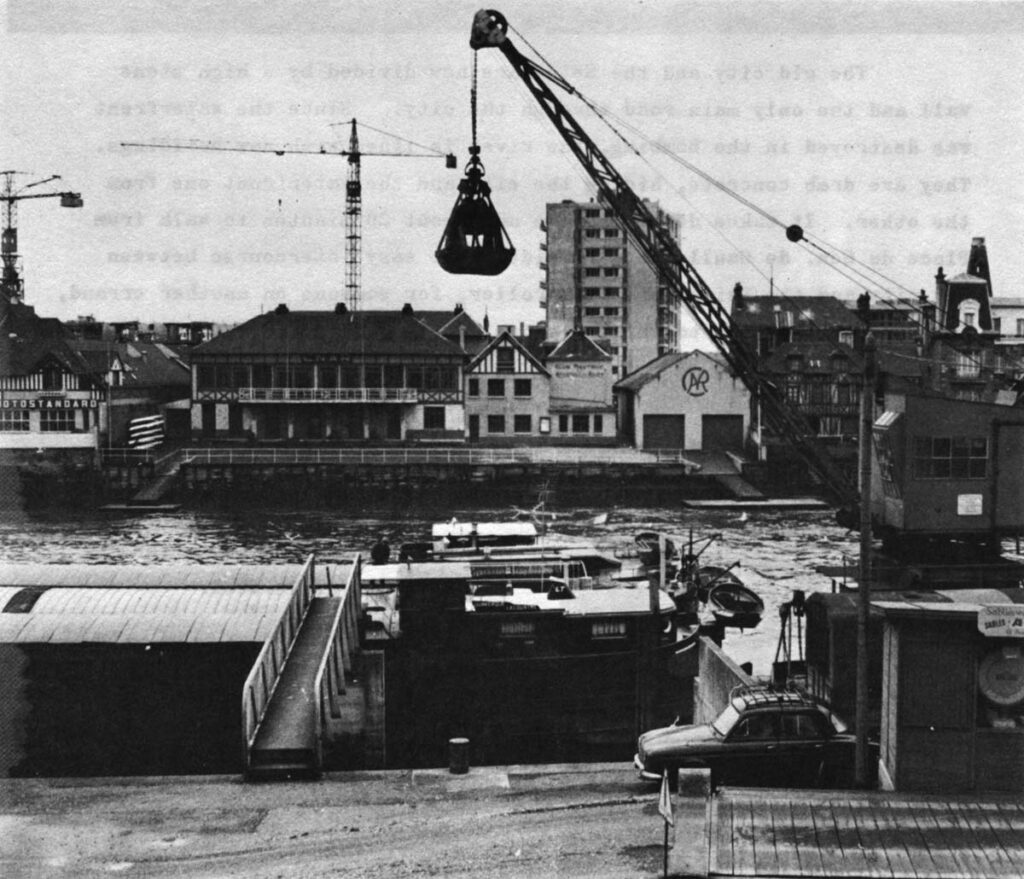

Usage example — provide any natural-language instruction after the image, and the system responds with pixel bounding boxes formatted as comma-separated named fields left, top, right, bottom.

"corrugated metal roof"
left=0, top=565, right=305, bottom=589
left=0, top=567, right=301, bottom=644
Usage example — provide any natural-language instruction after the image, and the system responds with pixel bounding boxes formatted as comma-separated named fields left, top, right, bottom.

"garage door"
left=643, top=415, right=685, bottom=450
left=701, top=415, right=744, bottom=452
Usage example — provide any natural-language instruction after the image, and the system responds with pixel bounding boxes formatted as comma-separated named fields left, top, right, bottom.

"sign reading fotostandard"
left=978, top=605, right=1024, bottom=638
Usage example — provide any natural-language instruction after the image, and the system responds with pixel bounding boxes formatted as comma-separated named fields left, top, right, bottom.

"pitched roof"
left=615, top=350, right=730, bottom=390
left=1, top=302, right=95, bottom=378
left=74, top=340, right=190, bottom=388
left=733, top=295, right=861, bottom=330
left=764, top=340, right=861, bottom=373
left=192, top=309, right=466, bottom=358
left=416, top=309, right=487, bottom=339
left=547, top=328, right=612, bottom=361
left=468, top=329, right=549, bottom=375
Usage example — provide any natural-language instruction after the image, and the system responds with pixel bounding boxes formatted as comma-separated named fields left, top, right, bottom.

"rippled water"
left=0, top=494, right=859, bottom=675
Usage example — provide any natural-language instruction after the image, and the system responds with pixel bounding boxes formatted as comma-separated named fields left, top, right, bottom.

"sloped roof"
left=733, top=295, right=861, bottom=330
left=1, top=302, right=95, bottom=378
left=945, top=272, right=989, bottom=286
left=468, top=329, right=549, bottom=375
left=547, top=328, right=613, bottom=361
left=192, top=308, right=466, bottom=358
left=74, top=340, right=190, bottom=388
left=417, top=309, right=487, bottom=340
left=765, top=340, right=861, bottom=374
left=615, top=350, right=731, bottom=391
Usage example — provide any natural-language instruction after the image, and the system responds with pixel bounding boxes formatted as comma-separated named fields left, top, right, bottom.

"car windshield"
left=711, top=703, right=742, bottom=736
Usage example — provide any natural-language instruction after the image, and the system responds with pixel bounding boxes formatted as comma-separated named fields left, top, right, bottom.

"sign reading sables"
left=978, top=605, right=1024, bottom=638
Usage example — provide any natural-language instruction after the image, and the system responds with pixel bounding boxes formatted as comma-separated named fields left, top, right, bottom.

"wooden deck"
left=707, top=788, right=1024, bottom=878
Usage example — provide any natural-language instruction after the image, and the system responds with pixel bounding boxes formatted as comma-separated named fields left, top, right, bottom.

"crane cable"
left=504, top=27, right=1022, bottom=384
left=471, top=51, right=479, bottom=150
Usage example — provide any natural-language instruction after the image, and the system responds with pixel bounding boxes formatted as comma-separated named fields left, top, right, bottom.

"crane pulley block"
left=435, top=146, right=515, bottom=276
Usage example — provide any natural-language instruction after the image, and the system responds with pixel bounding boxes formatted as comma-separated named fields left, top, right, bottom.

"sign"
left=658, top=769, right=674, bottom=826
left=957, top=494, right=983, bottom=516
left=681, top=366, right=710, bottom=397
left=978, top=646, right=1024, bottom=706
left=978, top=605, right=1024, bottom=638
left=0, top=398, right=99, bottom=410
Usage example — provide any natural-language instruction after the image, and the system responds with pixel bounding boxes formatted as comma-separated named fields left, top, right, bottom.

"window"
left=604, top=287, right=620, bottom=296
left=604, top=247, right=620, bottom=257
left=593, top=414, right=603, bottom=433
left=487, top=378, right=505, bottom=397
left=592, top=620, right=627, bottom=639
left=584, top=267, right=600, bottom=277
left=513, top=378, right=532, bottom=397
left=913, top=436, right=988, bottom=479
left=584, top=287, right=600, bottom=297
left=604, top=308, right=619, bottom=316
left=584, top=208, right=600, bottom=218
left=603, top=267, right=620, bottom=277
left=496, top=348, right=515, bottom=373
left=585, top=307, right=601, bottom=316
left=539, top=416, right=551, bottom=434
left=0, top=410, right=30, bottom=432
left=584, top=228, right=600, bottom=238
left=585, top=327, right=600, bottom=336
left=731, top=714, right=779, bottom=740
left=993, top=318, right=1002, bottom=334
left=423, top=406, right=445, bottom=430
left=40, top=409, right=75, bottom=432
left=963, top=312, right=976, bottom=327
left=603, top=327, right=619, bottom=336
left=500, top=619, right=536, bottom=638
left=559, top=414, right=569, bottom=433
left=41, top=366, right=63, bottom=391
left=781, top=712, right=828, bottom=739
left=514, top=414, right=532, bottom=433
left=839, top=330, right=854, bottom=346
left=1017, top=318, right=1024, bottom=337
left=487, top=414, right=506, bottom=434
left=603, top=228, right=619, bottom=238
left=468, top=378, right=479, bottom=397
left=584, top=248, right=600, bottom=257
left=572, top=414, right=589, bottom=433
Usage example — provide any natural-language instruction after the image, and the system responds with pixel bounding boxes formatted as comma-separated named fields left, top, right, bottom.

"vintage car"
left=634, top=686, right=864, bottom=788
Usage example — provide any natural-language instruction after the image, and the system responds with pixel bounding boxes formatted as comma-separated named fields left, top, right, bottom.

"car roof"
left=730, top=686, right=820, bottom=711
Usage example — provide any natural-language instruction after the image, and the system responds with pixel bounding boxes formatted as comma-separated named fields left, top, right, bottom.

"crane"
left=1, top=171, right=83, bottom=305
left=122, top=120, right=456, bottom=313
left=465, top=10, right=858, bottom=514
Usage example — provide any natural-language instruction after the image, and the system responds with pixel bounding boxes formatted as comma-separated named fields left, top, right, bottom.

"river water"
left=0, top=491, right=859, bottom=675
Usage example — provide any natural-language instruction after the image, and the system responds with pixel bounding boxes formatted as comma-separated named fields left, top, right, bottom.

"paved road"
left=0, top=765, right=672, bottom=879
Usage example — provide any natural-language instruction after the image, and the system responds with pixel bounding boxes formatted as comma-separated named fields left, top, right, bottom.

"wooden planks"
left=709, top=789, right=1024, bottom=878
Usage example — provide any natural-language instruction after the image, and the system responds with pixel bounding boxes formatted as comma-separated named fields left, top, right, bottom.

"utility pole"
left=855, top=332, right=877, bottom=788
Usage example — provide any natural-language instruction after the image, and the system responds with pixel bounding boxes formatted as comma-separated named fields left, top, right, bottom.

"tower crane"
left=1, top=171, right=83, bottom=305
left=123, top=120, right=456, bottom=312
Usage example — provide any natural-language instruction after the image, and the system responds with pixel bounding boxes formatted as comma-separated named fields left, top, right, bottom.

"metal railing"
left=241, top=555, right=316, bottom=774
left=311, top=556, right=363, bottom=774
left=469, top=558, right=593, bottom=590
left=182, top=446, right=698, bottom=467
left=237, top=387, right=420, bottom=403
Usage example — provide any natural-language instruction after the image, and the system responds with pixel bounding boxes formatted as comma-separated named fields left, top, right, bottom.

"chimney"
left=401, top=303, right=414, bottom=316
left=459, top=324, right=466, bottom=350
left=334, top=302, right=347, bottom=314
left=731, top=282, right=745, bottom=313
left=967, top=236, right=992, bottom=292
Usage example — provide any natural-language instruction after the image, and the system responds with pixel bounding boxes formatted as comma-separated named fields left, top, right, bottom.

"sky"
left=3, top=0, right=1024, bottom=349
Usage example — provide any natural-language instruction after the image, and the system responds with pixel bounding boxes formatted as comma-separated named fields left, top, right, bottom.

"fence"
left=240, top=554, right=316, bottom=772
left=181, top=446, right=698, bottom=467
left=311, top=556, right=363, bottom=773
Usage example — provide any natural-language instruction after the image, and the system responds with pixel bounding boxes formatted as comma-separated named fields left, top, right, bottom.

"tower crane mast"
left=1, top=171, right=83, bottom=305
left=123, top=120, right=456, bottom=312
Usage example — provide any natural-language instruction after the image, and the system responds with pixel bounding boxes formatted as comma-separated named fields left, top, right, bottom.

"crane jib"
left=469, top=10, right=858, bottom=509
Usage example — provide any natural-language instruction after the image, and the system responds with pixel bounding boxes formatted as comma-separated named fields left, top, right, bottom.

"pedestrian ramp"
left=242, top=555, right=362, bottom=780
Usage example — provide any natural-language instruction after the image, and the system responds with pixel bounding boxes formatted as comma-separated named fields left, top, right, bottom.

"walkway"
left=703, top=787, right=1024, bottom=878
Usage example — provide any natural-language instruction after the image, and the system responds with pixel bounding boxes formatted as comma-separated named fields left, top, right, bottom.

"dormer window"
left=41, top=366, right=62, bottom=391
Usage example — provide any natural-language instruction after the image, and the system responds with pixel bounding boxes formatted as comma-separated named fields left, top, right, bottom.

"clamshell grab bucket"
left=435, top=147, right=515, bottom=276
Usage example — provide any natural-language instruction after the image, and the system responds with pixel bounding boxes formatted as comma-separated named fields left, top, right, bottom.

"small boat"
left=706, top=579, right=764, bottom=629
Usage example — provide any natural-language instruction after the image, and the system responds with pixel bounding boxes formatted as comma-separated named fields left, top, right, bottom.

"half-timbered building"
left=189, top=304, right=468, bottom=443
left=464, top=330, right=551, bottom=442
left=0, top=300, right=103, bottom=458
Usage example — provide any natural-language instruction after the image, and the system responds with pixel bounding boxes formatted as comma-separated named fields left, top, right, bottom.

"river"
left=0, top=489, right=859, bottom=675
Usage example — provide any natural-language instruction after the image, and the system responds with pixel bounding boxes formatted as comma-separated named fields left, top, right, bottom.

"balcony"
left=237, top=387, right=420, bottom=404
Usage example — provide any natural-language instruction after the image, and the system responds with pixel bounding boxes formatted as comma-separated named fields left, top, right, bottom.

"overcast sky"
left=3, top=1, right=1023, bottom=347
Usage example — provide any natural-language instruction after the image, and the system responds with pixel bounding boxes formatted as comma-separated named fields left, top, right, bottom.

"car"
left=634, top=685, right=864, bottom=789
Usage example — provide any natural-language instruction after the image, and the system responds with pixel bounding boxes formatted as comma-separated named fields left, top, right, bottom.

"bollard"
left=448, top=737, right=470, bottom=774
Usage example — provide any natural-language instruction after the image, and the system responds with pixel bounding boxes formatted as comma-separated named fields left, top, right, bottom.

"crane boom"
left=123, top=121, right=456, bottom=312
left=470, top=10, right=858, bottom=509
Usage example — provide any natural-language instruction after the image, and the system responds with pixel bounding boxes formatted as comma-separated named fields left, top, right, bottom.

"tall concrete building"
left=541, top=194, right=681, bottom=378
